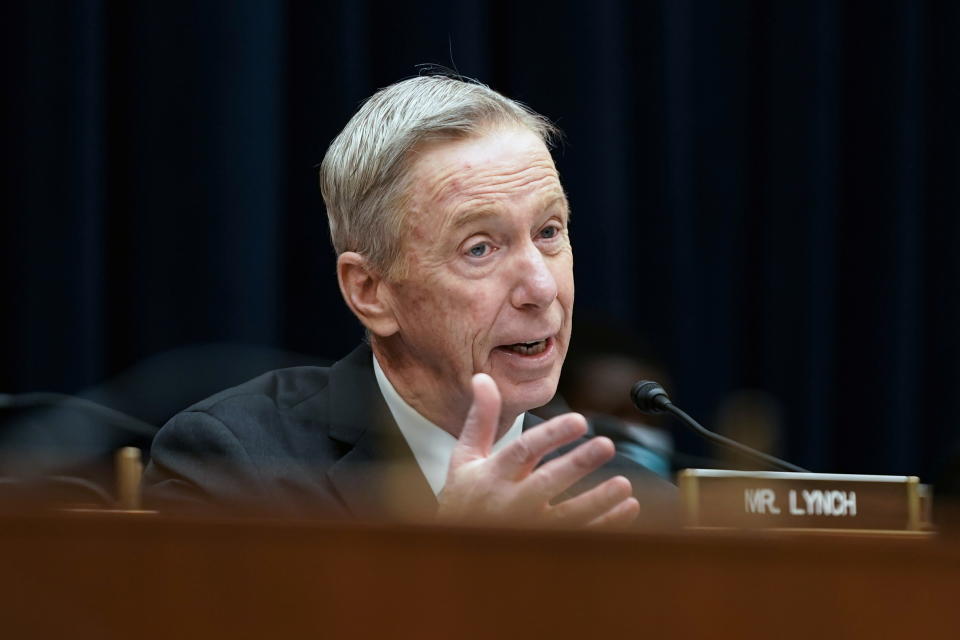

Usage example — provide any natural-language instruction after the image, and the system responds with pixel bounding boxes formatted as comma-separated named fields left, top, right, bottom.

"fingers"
left=489, top=412, right=589, bottom=479
left=550, top=475, right=635, bottom=526
left=450, top=374, right=501, bottom=466
left=522, top=435, right=616, bottom=502
left=586, top=496, right=641, bottom=530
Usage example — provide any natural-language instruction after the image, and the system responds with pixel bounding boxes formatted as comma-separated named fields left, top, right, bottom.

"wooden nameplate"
left=678, top=469, right=932, bottom=534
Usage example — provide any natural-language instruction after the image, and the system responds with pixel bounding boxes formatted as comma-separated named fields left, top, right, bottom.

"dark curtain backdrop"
left=2, top=0, right=958, bottom=479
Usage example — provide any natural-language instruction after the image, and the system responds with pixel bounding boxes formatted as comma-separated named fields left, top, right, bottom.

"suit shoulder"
left=144, top=364, right=339, bottom=509
left=184, top=365, right=333, bottom=415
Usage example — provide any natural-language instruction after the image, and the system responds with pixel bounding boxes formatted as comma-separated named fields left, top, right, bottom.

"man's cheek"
left=465, top=286, right=496, bottom=313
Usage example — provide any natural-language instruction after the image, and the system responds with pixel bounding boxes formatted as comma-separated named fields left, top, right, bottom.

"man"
left=144, top=75, right=676, bottom=526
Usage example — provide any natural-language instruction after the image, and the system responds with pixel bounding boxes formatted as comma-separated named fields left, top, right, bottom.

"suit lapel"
left=324, top=344, right=436, bottom=521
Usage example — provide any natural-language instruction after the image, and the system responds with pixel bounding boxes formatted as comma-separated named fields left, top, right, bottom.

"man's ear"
left=337, top=252, right=399, bottom=337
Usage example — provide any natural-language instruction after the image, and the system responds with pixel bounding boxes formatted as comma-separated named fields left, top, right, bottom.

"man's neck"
left=370, top=340, right=518, bottom=439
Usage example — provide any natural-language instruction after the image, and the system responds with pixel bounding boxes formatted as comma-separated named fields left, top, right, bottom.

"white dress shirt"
left=372, top=353, right=524, bottom=495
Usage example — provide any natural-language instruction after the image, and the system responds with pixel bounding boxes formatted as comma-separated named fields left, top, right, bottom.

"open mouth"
left=499, top=338, right=549, bottom=356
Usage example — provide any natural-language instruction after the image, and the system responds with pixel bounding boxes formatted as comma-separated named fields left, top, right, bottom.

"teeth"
left=507, top=340, right=547, bottom=356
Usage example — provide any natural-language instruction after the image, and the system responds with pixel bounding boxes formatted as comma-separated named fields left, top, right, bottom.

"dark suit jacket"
left=144, top=343, right=676, bottom=522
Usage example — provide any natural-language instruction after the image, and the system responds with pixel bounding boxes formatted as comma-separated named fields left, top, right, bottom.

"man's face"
left=379, top=126, right=573, bottom=430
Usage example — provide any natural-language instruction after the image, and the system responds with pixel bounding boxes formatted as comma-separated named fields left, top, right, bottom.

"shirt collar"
left=372, top=352, right=524, bottom=495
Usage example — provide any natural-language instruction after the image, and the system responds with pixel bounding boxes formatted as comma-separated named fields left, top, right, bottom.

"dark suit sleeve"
left=603, top=451, right=680, bottom=527
left=143, top=410, right=263, bottom=512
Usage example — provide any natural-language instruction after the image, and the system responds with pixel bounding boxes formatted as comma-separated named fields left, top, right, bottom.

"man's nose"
left=509, top=242, right=558, bottom=309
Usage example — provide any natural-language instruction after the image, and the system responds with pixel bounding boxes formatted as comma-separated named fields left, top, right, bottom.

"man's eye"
left=540, top=225, right=560, bottom=239
left=467, top=242, right=491, bottom=258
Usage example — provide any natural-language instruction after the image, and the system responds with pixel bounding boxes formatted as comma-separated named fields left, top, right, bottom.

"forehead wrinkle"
left=426, top=154, right=559, bottom=207
left=439, top=172, right=560, bottom=228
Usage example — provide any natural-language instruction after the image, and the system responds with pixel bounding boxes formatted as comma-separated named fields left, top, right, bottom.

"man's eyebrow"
left=546, top=195, right=571, bottom=220
left=450, top=207, right=499, bottom=232
left=449, top=195, right=570, bottom=232
left=534, top=195, right=571, bottom=225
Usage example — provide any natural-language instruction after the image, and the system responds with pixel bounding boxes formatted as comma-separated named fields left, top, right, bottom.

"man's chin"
left=497, top=377, right=559, bottom=418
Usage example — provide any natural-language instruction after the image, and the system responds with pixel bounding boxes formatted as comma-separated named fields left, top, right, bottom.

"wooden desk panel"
left=1, top=512, right=958, bottom=639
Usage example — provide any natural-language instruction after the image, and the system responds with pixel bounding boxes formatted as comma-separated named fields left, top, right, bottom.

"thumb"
left=450, top=373, right=501, bottom=467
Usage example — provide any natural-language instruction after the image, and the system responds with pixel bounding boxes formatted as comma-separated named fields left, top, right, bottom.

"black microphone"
left=630, top=380, right=808, bottom=473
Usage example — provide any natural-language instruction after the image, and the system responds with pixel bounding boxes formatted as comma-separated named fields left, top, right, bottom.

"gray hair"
left=319, top=75, right=560, bottom=278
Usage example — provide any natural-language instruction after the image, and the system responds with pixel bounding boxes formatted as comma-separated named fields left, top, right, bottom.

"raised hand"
left=436, top=373, right=640, bottom=528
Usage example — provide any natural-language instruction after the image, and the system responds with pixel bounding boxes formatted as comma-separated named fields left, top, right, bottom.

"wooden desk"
left=1, top=512, right=958, bottom=639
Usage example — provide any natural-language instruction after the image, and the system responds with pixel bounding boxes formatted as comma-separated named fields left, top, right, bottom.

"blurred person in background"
left=0, top=345, right=328, bottom=506
left=713, top=389, right=785, bottom=471
left=541, top=316, right=674, bottom=480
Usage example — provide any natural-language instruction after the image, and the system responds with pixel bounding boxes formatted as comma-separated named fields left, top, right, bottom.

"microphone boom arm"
left=630, top=379, right=809, bottom=473
left=662, top=401, right=808, bottom=473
